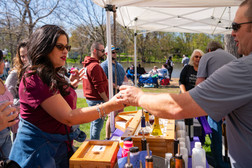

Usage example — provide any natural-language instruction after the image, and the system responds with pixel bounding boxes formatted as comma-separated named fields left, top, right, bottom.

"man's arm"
left=195, top=77, right=206, bottom=85
left=118, top=85, right=207, bottom=120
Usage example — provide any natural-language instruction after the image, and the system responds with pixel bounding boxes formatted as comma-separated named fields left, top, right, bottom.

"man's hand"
left=0, top=101, right=18, bottom=131
left=117, top=85, right=144, bottom=106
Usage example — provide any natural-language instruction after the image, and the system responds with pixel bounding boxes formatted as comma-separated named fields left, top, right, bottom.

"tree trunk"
left=224, top=34, right=241, bottom=58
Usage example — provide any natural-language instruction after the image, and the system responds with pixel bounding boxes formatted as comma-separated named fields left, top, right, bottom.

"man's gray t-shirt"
left=189, top=54, right=252, bottom=168
left=197, top=49, right=236, bottom=78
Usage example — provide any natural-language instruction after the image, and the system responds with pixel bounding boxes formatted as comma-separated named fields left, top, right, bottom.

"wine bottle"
left=144, top=110, right=152, bottom=133
left=151, top=116, right=163, bottom=136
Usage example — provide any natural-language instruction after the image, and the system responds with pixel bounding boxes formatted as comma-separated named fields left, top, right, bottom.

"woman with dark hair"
left=0, top=49, right=18, bottom=162
left=8, top=25, right=123, bottom=168
left=5, top=40, right=28, bottom=141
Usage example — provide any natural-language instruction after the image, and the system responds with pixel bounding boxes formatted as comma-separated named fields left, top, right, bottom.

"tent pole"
left=105, top=1, right=115, bottom=134
left=134, top=18, right=137, bottom=110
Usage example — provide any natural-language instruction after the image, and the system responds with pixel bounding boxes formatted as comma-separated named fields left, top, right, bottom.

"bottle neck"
left=154, top=117, right=160, bottom=125
left=145, top=112, right=149, bottom=122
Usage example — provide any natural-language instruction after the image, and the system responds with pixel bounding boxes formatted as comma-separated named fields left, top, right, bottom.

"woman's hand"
left=69, top=68, right=85, bottom=88
left=0, top=102, right=18, bottom=131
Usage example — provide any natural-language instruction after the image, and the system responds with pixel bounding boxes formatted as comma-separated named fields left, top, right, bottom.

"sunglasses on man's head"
left=55, top=44, right=71, bottom=51
left=112, top=51, right=117, bottom=54
left=232, top=21, right=252, bottom=31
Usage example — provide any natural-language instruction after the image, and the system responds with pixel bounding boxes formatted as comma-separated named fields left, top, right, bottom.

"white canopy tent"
left=91, top=0, right=243, bottom=133
left=116, top=6, right=238, bottom=35
left=93, top=0, right=242, bottom=8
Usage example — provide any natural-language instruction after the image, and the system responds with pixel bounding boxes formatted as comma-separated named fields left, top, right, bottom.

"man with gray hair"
left=196, top=41, right=236, bottom=168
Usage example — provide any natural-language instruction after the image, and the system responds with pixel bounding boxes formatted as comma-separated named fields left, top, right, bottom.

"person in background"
left=149, top=66, right=159, bottom=76
left=101, top=45, right=128, bottom=95
left=4, top=60, right=10, bottom=77
left=137, top=64, right=146, bottom=75
left=0, top=49, right=18, bottom=161
left=126, top=65, right=135, bottom=83
left=117, top=1, right=252, bottom=167
left=179, top=49, right=204, bottom=93
left=179, top=49, right=206, bottom=144
left=82, top=41, right=109, bottom=140
left=101, top=45, right=127, bottom=139
left=195, top=41, right=236, bottom=168
left=158, top=64, right=168, bottom=78
left=8, top=25, right=123, bottom=168
left=5, top=40, right=28, bottom=141
left=166, top=56, right=174, bottom=80
left=181, top=54, right=190, bottom=67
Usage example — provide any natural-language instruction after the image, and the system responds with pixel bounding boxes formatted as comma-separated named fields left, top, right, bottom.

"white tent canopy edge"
left=93, top=0, right=242, bottom=8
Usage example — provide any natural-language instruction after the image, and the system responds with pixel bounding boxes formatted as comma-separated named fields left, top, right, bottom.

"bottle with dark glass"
left=185, top=118, right=194, bottom=141
left=170, top=139, right=179, bottom=167
left=141, top=132, right=147, bottom=151
left=145, top=143, right=153, bottom=168
left=139, top=109, right=149, bottom=136
left=170, top=143, right=185, bottom=168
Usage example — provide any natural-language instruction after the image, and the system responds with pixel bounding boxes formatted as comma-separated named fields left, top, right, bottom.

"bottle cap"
left=129, top=147, right=139, bottom=153
left=195, top=142, right=201, bottom=148
left=165, top=153, right=172, bottom=159
left=175, top=154, right=183, bottom=159
left=123, top=137, right=132, bottom=141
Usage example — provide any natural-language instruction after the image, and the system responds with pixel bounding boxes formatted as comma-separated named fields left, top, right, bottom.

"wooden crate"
left=115, top=111, right=138, bottom=132
left=121, top=110, right=175, bottom=158
left=70, top=140, right=119, bottom=168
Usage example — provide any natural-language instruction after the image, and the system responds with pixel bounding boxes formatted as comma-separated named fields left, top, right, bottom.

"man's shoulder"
left=203, top=49, right=234, bottom=60
left=86, top=61, right=102, bottom=71
left=116, top=62, right=124, bottom=68
left=101, top=59, right=108, bottom=64
left=100, top=60, right=108, bottom=68
left=212, top=49, right=235, bottom=57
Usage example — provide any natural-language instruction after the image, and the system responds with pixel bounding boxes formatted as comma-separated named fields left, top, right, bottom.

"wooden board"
left=115, top=110, right=139, bottom=132
left=70, top=140, right=119, bottom=168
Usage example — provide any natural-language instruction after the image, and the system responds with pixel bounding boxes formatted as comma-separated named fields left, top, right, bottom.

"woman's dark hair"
left=23, top=24, right=70, bottom=96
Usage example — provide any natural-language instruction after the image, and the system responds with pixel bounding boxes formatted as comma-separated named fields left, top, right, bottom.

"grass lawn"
left=74, top=78, right=211, bottom=154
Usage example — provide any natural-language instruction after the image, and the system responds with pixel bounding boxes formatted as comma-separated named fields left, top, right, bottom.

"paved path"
left=75, top=88, right=85, bottom=98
